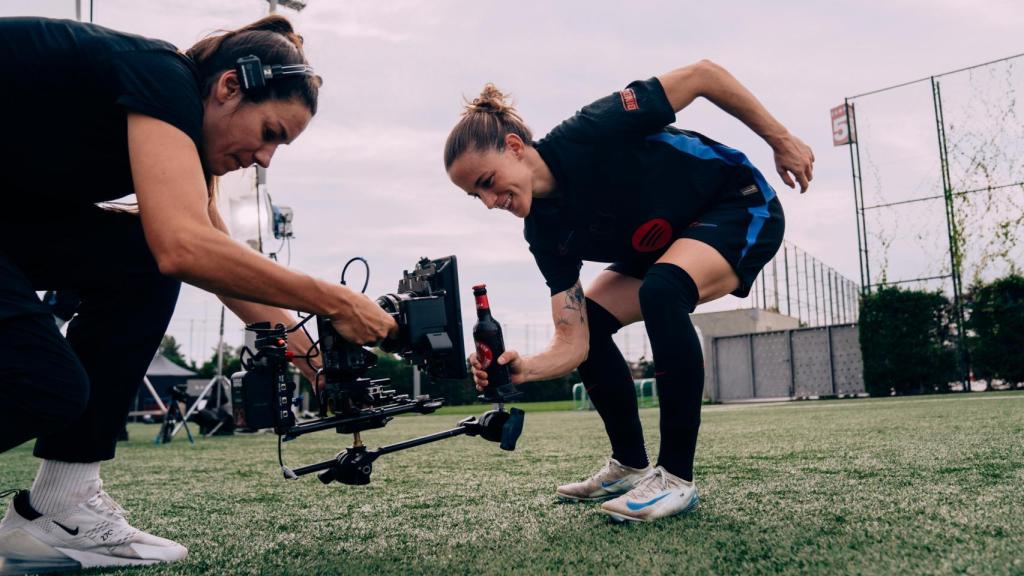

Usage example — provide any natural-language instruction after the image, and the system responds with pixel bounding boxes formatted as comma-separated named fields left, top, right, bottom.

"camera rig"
left=231, top=255, right=525, bottom=486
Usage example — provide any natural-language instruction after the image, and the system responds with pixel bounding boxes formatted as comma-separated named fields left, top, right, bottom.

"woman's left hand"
left=772, top=132, right=815, bottom=193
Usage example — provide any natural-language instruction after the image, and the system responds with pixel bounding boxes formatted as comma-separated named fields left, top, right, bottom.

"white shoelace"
left=88, top=491, right=129, bottom=521
left=83, top=491, right=139, bottom=547
left=590, top=459, right=630, bottom=484
left=628, top=468, right=671, bottom=501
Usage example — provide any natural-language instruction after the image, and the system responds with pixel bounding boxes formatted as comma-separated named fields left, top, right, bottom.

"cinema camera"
left=231, top=255, right=525, bottom=486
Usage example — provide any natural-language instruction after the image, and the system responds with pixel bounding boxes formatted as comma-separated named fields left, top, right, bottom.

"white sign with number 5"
left=831, top=103, right=855, bottom=146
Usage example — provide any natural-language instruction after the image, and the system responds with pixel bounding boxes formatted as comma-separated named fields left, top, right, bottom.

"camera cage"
left=230, top=255, right=523, bottom=486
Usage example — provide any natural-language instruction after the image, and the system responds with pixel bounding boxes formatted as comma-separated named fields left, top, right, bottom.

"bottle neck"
left=475, top=293, right=492, bottom=320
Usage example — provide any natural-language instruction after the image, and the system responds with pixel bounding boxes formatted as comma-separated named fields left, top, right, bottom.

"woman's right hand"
left=329, top=290, right=398, bottom=345
left=771, top=131, right=815, bottom=193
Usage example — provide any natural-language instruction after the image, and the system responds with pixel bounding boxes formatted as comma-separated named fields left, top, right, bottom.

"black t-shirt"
left=527, top=77, right=769, bottom=295
left=0, top=17, right=203, bottom=207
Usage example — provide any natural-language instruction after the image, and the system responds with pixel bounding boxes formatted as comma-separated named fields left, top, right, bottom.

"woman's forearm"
left=164, top=224, right=359, bottom=320
left=521, top=335, right=586, bottom=382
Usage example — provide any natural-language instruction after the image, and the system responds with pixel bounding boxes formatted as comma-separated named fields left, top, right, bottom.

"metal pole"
left=794, top=247, right=802, bottom=323
left=840, top=275, right=848, bottom=323
left=812, top=259, right=819, bottom=326
left=760, top=270, right=767, bottom=310
left=804, top=252, right=810, bottom=324
left=214, top=306, right=226, bottom=406
left=846, top=98, right=866, bottom=294
left=849, top=101, right=871, bottom=294
left=772, top=256, right=780, bottom=312
left=931, top=78, right=971, bottom=392
left=828, top=269, right=836, bottom=325
left=783, top=244, right=791, bottom=317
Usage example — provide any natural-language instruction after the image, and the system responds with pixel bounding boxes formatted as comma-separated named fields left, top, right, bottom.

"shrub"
left=859, top=287, right=957, bottom=396
left=966, top=274, right=1024, bottom=388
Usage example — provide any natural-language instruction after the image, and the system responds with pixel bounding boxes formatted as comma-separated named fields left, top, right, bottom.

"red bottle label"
left=476, top=341, right=493, bottom=369
left=475, top=294, right=490, bottom=310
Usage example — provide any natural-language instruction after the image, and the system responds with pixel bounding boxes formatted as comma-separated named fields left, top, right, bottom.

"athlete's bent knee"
left=638, top=263, right=699, bottom=319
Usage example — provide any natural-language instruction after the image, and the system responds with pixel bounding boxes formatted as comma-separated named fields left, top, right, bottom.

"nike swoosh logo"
left=626, top=491, right=671, bottom=511
left=600, top=478, right=624, bottom=489
left=53, top=520, right=79, bottom=536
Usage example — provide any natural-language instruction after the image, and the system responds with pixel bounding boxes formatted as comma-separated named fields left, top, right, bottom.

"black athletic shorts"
left=606, top=195, right=785, bottom=298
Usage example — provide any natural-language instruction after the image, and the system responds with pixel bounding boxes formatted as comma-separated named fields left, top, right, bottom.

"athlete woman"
left=445, top=60, right=813, bottom=523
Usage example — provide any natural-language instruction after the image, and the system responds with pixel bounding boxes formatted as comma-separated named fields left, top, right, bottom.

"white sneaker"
left=555, top=458, right=651, bottom=502
left=0, top=489, right=187, bottom=570
left=600, top=466, right=699, bottom=522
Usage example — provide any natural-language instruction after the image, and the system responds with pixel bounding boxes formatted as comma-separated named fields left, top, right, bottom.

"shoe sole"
left=0, top=530, right=78, bottom=564
left=0, top=528, right=182, bottom=570
left=555, top=492, right=622, bottom=503
left=0, top=557, right=81, bottom=575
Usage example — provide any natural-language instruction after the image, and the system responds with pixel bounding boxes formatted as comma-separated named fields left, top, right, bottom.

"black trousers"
left=0, top=204, right=180, bottom=462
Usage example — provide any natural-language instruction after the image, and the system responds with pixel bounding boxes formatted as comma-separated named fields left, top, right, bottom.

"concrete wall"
left=710, top=324, right=865, bottom=401
left=691, top=309, right=802, bottom=400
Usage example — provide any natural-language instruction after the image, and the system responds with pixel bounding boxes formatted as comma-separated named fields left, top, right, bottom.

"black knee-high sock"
left=577, top=298, right=649, bottom=469
left=639, top=263, right=703, bottom=481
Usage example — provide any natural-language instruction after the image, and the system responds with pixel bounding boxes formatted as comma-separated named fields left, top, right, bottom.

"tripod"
left=155, top=386, right=194, bottom=445
left=164, top=306, right=232, bottom=442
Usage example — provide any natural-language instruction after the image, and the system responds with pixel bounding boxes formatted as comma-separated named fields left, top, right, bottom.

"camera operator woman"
left=0, top=15, right=395, bottom=568
left=445, top=61, right=813, bottom=523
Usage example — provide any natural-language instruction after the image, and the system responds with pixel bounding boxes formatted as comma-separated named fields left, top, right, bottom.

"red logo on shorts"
left=619, top=88, right=639, bottom=111
left=631, top=218, right=673, bottom=253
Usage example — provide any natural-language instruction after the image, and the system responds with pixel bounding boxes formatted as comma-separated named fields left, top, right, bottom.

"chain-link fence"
left=841, top=52, right=1024, bottom=386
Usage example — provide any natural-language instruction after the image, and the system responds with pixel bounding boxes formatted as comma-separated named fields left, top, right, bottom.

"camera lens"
left=375, top=292, right=412, bottom=315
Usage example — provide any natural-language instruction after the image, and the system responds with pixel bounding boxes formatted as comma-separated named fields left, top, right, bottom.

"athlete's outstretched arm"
left=657, top=60, right=815, bottom=192
left=469, top=281, right=589, bottom=388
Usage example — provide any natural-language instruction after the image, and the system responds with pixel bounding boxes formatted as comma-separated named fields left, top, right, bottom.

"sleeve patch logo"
left=619, top=88, right=639, bottom=111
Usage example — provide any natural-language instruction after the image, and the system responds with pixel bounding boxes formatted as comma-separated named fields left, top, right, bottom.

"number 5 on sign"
left=831, top=103, right=856, bottom=146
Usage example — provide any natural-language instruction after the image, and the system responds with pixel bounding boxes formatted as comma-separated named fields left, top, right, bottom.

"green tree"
left=160, top=335, right=193, bottom=370
left=194, top=343, right=243, bottom=379
left=859, top=287, right=957, bottom=396
left=966, top=274, right=1024, bottom=388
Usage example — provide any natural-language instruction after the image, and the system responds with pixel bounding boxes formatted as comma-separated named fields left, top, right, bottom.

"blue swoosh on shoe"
left=626, top=491, right=670, bottom=511
left=600, top=478, right=624, bottom=489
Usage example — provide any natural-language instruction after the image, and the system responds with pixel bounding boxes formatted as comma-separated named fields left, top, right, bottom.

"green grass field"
left=2, top=392, right=1022, bottom=575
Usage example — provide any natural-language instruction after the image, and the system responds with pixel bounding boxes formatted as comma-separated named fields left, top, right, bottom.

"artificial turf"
left=1, top=391, right=1021, bottom=575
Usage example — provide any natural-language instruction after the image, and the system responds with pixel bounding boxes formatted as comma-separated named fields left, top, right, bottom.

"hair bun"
left=465, top=83, right=514, bottom=117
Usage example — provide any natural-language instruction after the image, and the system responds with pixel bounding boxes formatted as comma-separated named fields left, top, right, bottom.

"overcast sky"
left=6, top=0, right=1023, bottom=363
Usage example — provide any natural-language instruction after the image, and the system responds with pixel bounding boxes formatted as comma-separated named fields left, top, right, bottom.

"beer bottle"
left=472, top=284, right=516, bottom=400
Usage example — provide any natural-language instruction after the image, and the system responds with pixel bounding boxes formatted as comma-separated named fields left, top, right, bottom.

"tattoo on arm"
left=561, top=282, right=586, bottom=326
